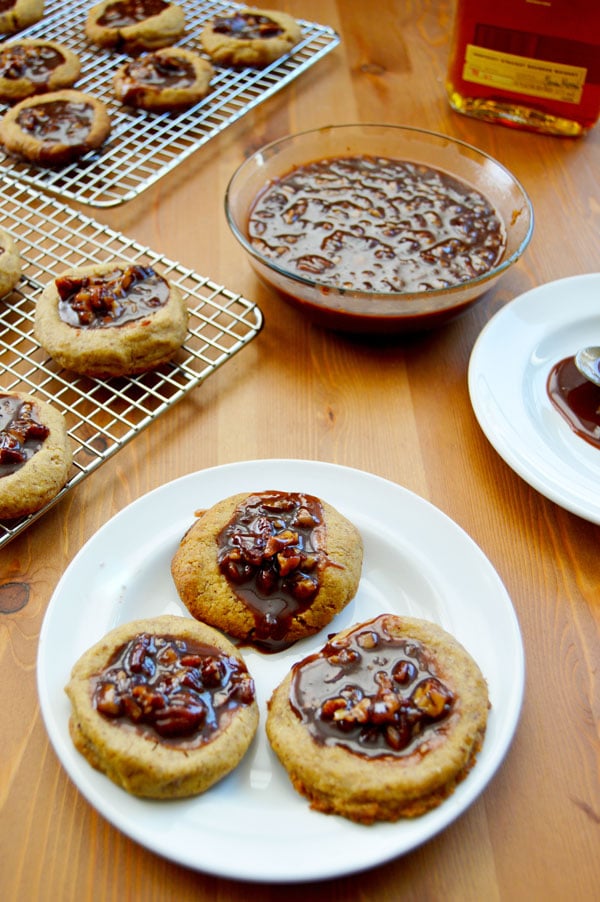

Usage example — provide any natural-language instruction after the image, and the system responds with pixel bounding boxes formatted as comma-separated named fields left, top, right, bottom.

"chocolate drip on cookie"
left=56, top=264, right=169, bottom=328
left=217, top=491, right=327, bottom=649
left=92, top=632, right=256, bottom=748
left=0, top=394, right=49, bottom=476
left=289, top=614, right=456, bottom=759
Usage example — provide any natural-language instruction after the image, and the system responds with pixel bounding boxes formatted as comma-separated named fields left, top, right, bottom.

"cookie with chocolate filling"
left=34, top=260, right=189, bottom=378
left=171, top=490, right=363, bottom=651
left=200, top=7, right=302, bottom=68
left=65, top=614, right=259, bottom=799
left=0, top=390, right=71, bottom=519
left=0, top=0, right=44, bottom=35
left=0, top=89, right=111, bottom=166
left=0, top=39, right=81, bottom=103
left=0, top=226, right=21, bottom=297
left=86, top=0, right=185, bottom=54
left=266, top=614, right=490, bottom=823
left=113, top=46, right=214, bottom=112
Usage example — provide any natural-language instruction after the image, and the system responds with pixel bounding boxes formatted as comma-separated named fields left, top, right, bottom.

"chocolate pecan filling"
left=97, top=0, right=168, bottom=27
left=0, top=44, right=64, bottom=84
left=0, top=395, right=49, bottom=477
left=17, top=99, right=94, bottom=144
left=217, top=491, right=326, bottom=647
left=212, top=13, right=284, bottom=40
left=123, top=53, right=195, bottom=89
left=56, top=264, right=169, bottom=328
left=248, top=155, right=506, bottom=292
left=93, top=632, right=255, bottom=747
left=290, top=614, right=456, bottom=759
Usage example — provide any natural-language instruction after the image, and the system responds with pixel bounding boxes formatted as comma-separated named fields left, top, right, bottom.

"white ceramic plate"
left=468, top=273, right=600, bottom=524
left=37, top=459, right=524, bottom=883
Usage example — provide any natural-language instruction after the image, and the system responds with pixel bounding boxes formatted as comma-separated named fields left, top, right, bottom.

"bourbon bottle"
left=446, top=0, right=600, bottom=136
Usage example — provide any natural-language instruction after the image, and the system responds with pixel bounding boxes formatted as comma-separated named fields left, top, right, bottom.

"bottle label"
left=463, top=44, right=586, bottom=103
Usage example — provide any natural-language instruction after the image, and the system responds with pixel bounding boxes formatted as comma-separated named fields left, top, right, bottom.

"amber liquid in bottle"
left=446, top=0, right=600, bottom=136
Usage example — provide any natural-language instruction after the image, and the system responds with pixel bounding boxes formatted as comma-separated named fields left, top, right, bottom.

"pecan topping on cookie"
left=93, top=632, right=255, bottom=745
left=0, top=394, right=49, bottom=476
left=217, top=491, right=326, bottom=644
left=213, top=12, right=284, bottom=40
left=56, top=264, right=170, bottom=328
left=98, top=0, right=169, bottom=27
left=0, top=43, right=64, bottom=83
left=290, top=614, right=455, bottom=758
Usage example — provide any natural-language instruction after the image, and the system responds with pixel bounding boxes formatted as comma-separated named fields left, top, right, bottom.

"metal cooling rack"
left=0, top=175, right=263, bottom=548
left=0, top=0, right=340, bottom=207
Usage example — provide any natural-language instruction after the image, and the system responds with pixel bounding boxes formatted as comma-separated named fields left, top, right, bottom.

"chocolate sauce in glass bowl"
left=248, top=154, right=506, bottom=294
left=547, top=355, right=600, bottom=449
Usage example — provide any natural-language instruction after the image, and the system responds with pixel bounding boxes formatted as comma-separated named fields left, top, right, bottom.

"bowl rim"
left=224, top=122, right=534, bottom=302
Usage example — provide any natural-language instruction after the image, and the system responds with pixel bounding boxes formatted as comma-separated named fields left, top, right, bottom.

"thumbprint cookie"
left=34, top=261, right=189, bottom=378
left=0, top=39, right=81, bottom=103
left=0, top=89, right=111, bottom=165
left=0, top=0, right=44, bottom=35
left=200, top=7, right=302, bottom=68
left=0, top=391, right=71, bottom=519
left=86, top=0, right=186, bottom=54
left=0, top=226, right=22, bottom=297
left=266, top=614, right=490, bottom=823
left=65, top=615, right=259, bottom=799
left=171, top=490, right=363, bottom=651
left=113, top=47, right=214, bottom=112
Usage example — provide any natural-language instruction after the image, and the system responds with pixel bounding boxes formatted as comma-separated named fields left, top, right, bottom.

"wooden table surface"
left=2, top=2, right=599, bottom=900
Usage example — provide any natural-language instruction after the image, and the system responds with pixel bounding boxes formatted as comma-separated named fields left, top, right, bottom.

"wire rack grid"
left=0, top=0, right=341, bottom=207
left=0, top=175, right=263, bottom=548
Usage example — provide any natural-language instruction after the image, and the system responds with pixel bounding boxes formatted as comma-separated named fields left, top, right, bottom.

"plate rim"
left=37, top=458, right=524, bottom=883
left=468, top=272, right=600, bottom=524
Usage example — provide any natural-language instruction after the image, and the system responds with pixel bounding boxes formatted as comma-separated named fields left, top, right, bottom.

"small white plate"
left=37, top=459, right=524, bottom=883
left=469, top=273, right=600, bottom=524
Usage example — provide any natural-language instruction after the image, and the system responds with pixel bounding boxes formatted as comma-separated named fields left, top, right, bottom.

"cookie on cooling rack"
left=65, top=614, right=259, bottom=799
left=200, top=6, right=301, bottom=68
left=266, top=614, right=490, bottom=823
left=85, top=0, right=186, bottom=54
left=0, top=227, right=22, bottom=297
left=0, top=39, right=81, bottom=103
left=171, top=490, right=363, bottom=651
left=0, top=0, right=44, bottom=35
left=34, top=260, right=189, bottom=378
left=0, top=89, right=111, bottom=166
left=113, top=46, right=214, bottom=112
left=0, top=390, right=72, bottom=519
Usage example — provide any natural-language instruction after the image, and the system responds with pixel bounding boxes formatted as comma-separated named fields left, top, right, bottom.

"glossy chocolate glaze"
left=17, top=99, right=94, bottom=144
left=248, top=155, right=506, bottom=293
left=547, top=355, right=600, bottom=449
left=0, top=394, right=49, bottom=477
left=290, top=614, right=455, bottom=759
left=93, top=632, right=255, bottom=747
left=97, top=0, right=168, bottom=27
left=213, top=12, right=283, bottom=40
left=0, top=44, right=64, bottom=85
left=218, top=491, right=326, bottom=649
left=123, top=53, right=195, bottom=89
left=56, top=265, right=170, bottom=329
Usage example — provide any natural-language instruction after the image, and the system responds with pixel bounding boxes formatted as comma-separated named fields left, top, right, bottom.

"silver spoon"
left=574, top=347, right=600, bottom=387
